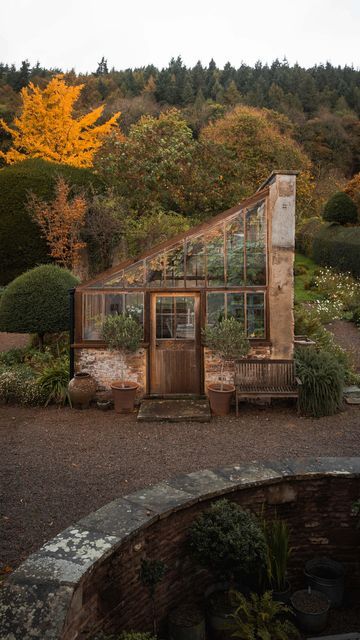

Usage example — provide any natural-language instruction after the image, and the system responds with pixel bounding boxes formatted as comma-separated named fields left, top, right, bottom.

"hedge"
left=296, top=217, right=324, bottom=257
left=313, top=224, right=360, bottom=278
left=0, top=159, right=103, bottom=285
left=0, top=264, right=79, bottom=337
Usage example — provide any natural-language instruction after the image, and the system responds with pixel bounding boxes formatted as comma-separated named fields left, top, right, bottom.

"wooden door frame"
left=149, top=291, right=202, bottom=396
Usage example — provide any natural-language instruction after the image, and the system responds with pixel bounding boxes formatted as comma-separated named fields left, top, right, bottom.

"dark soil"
left=292, top=589, right=329, bottom=614
left=1, top=401, right=360, bottom=571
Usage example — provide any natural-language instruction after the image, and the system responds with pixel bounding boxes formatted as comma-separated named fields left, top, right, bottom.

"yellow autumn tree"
left=0, top=76, right=120, bottom=168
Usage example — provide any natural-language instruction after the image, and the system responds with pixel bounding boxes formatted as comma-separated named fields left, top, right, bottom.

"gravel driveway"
left=1, top=402, right=360, bottom=570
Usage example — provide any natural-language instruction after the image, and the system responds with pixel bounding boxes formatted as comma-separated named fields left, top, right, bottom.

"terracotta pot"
left=207, top=384, right=235, bottom=416
left=111, top=381, right=138, bottom=413
left=68, top=372, right=96, bottom=409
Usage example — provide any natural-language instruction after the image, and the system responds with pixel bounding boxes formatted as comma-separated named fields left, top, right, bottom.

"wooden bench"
left=235, top=359, right=302, bottom=417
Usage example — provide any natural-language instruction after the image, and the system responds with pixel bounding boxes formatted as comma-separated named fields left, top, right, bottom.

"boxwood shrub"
left=296, top=216, right=324, bottom=257
left=0, top=264, right=79, bottom=340
left=323, top=191, right=358, bottom=224
left=313, top=224, right=360, bottom=278
left=0, top=158, right=103, bottom=285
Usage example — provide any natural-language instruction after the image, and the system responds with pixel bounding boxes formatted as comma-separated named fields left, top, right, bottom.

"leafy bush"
left=0, top=265, right=79, bottom=342
left=0, top=365, right=48, bottom=406
left=296, top=217, right=323, bottom=257
left=353, top=307, right=360, bottom=326
left=0, top=159, right=103, bottom=285
left=295, top=347, right=344, bottom=418
left=227, top=590, right=299, bottom=640
left=37, top=357, right=71, bottom=406
left=323, top=191, right=358, bottom=225
left=313, top=224, right=360, bottom=278
left=102, top=314, right=143, bottom=353
left=189, top=499, right=266, bottom=584
left=0, top=348, right=25, bottom=367
left=311, top=266, right=360, bottom=313
left=294, top=305, right=358, bottom=384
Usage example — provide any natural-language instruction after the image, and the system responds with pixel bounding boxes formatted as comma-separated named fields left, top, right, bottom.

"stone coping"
left=1, top=457, right=360, bottom=639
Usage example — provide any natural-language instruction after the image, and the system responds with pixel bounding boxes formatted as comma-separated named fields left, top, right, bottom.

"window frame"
left=206, top=289, right=267, bottom=340
left=82, top=290, right=145, bottom=342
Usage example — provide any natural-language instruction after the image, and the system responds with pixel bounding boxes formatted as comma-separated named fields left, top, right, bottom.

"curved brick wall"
left=1, top=458, right=360, bottom=639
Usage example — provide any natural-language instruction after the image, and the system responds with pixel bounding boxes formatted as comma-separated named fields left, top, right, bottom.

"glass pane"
left=165, top=244, right=185, bottom=287
left=156, top=296, right=174, bottom=338
left=227, top=212, right=244, bottom=286
left=83, top=294, right=103, bottom=340
left=206, top=226, right=225, bottom=287
left=125, top=293, right=144, bottom=326
left=246, top=201, right=266, bottom=285
left=102, top=271, right=125, bottom=288
left=175, top=297, right=195, bottom=339
left=147, top=253, right=165, bottom=288
left=122, top=262, right=145, bottom=287
left=105, top=294, right=123, bottom=316
left=246, top=293, right=265, bottom=338
left=227, top=293, right=245, bottom=328
left=207, top=293, right=225, bottom=326
left=186, top=237, right=205, bottom=287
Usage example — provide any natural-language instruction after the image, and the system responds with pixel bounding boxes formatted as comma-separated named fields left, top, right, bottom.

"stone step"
left=137, top=398, right=211, bottom=423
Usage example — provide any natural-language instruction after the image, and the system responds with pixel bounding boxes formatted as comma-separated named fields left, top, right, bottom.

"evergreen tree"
left=96, top=57, right=109, bottom=76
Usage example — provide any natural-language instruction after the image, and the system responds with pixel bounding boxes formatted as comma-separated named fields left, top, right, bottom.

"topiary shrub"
left=322, top=191, right=358, bottom=225
left=0, top=159, right=103, bottom=284
left=189, top=498, right=267, bottom=585
left=0, top=264, right=79, bottom=346
left=295, top=347, right=344, bottom=418
left=312, top=224, right=360, bottom=278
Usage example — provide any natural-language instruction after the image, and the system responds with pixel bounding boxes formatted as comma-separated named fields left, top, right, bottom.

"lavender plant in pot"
left=202, top=317, right=250, bottom=416
left=101, top=314, right=143, bottom=413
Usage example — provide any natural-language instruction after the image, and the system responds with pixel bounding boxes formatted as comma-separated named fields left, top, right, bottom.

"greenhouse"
left=73, top=171, right=297, bottom=397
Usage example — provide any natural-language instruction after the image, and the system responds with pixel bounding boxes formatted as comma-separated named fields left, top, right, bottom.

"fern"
left=227, top=590, right=299, bottom=640
left=37, top=357, right=71, bottom=406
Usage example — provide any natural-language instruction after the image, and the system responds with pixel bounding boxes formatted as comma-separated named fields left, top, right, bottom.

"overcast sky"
left=2, top=0, right=360, bottom=72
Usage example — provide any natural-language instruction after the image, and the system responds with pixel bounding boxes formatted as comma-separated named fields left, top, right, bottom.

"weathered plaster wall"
left=76, top=348, right=147, bottom=399
left=267, top=173, right=296, bottom=359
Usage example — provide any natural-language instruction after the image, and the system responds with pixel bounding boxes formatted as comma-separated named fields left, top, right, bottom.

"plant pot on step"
left=111, top=381, right=138, bottom=413
left=305, top=557, right=345, bottom=607
left=68, top=372, right=96, bottom=409
left=169, top=603, right=205, bottom=640
left=207, top=384, right=235, bottom=416
left=291, top=588, right=330, bottom=633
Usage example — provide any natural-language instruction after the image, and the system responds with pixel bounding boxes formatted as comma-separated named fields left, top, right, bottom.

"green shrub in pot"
left=102, top=314, right=143, bottom=412
left=202, top=318, right=250, bottom=415
left=261, top=514, right=292, bottom=600
left=189, top=499, right=267, bottom=587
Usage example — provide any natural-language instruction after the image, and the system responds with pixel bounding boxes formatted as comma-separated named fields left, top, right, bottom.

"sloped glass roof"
left=87, top=199, right=266, bottom=289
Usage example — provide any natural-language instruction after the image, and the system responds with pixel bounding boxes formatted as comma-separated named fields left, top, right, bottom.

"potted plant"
left=102, top=314, right=143, bottom=413
left=291, top=587, right=330, bottom=633
left=188, top=499, right=267, bottom=639
left=261, top=514, right=292, bottom=603
left=140, top=558, right=167, bottom=636
left=226, top=590, right=299, bottom=639
left=202, top=318, right=250, bottom=416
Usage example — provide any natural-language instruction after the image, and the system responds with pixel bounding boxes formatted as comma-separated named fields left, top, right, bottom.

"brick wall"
left=204, top=346, right=271, bottom=388
left=76, top=348, right=147, bottom=399
left=64, top=475, right=360, bottom=639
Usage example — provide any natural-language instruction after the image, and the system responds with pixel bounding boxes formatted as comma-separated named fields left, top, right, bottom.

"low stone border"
left=1, top=457, right=360, bottom=639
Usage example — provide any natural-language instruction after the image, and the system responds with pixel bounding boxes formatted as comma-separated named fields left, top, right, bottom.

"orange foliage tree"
left=345, top=172, right=360, bottom=214
left=28, top=176, right=87, bottom=269
left=0, top=76, right=120, bottom=167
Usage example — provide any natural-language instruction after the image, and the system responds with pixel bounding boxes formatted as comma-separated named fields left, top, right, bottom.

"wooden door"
left=150, top=293, right=201, bottom=394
